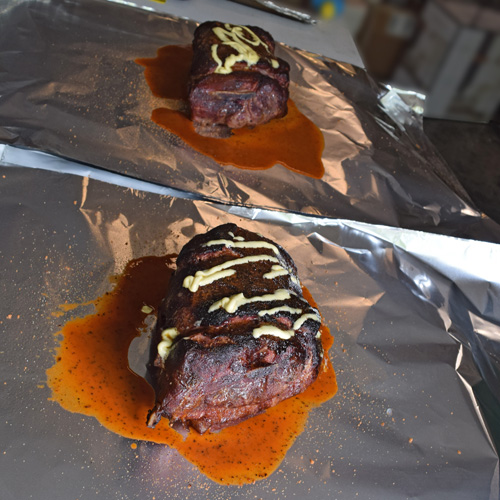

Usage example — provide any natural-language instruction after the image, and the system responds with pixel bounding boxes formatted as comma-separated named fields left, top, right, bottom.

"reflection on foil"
left=1, top=161, right=499, bottom=499
left=332, top=61, right=357, bottom=77
left=1, top=0, right=500, bottom=240
left=228, top=0, right=317, bottom=24
left=106, top=213, right=135, bottom=272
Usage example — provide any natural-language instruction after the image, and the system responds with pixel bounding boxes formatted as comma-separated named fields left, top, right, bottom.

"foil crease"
left=1, top=0, right=499, bottom=242
left=1, top=158, right=499, bottom=499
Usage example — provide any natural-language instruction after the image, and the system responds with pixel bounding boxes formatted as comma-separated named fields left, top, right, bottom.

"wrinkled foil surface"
left=1, top=0, right=500, bottom=498
left=0, top=148, right=499, bottom=499
left=1, top=0, right=500, bottom=242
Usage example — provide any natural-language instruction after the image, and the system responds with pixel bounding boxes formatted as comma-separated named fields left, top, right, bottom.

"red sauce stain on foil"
left=135, top=45, right=325, bottom=179
left=46, top=255, right=337, bottom=485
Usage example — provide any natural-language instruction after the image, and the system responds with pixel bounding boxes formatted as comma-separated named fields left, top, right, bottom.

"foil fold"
left=0, top=154, right=499, bottom=499
left=1, top=0, right=500, bottom=497
left=1, top=0, right=499, bottom=241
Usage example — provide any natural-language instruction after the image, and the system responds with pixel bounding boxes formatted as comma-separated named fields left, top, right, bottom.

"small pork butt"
left=188, top=21, right=290, bottom=137
left=147, top=223, right=322, bottom=434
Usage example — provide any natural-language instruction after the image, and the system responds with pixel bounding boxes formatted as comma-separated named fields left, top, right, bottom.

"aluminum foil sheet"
left=1, top=0, right=500, bottom=242
left=1, top=153, right=499, bottom=499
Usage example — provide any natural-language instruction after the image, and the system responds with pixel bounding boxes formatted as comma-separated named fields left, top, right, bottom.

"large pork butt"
left=147, top=223, right=323, bottom=434
left=188, top=21, right=290, bottom=137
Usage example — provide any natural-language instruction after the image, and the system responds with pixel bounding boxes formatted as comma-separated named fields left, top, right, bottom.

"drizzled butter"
left=252, top=324, right=294, bottom=340
left=204, top=238, right=280, bottom=255
left=258, top=305, right=302, bottom=317
left=181, top=229, right=321, bottom=341
left=293, top=313, right=321, bottom=336
left=183, top=254, right=279, bottom=292
left=263, top=264, right=289, bottom=279
left=209, top=289, right=292, bottom=314
left=157, top=327, right=180, bottom=359
left=228, top=231, right=245, bottom=242
left=211, top=24, right=279, bottom=75
left=252, top=312, right=321, bottom=339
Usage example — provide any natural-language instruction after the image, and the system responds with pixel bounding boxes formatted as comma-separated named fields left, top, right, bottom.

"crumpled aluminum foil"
left=1, top=0, right=499, bottom=242
left=1, top=0, right=499, bottom=497
left=228, top=0, right=318, bottom=24
left=0, top=152, right=499, bottom=499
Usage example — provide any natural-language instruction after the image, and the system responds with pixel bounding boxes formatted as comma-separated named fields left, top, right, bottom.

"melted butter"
left=46, top=255, right=337, bottom=485
left=157, top=327, right=180, bottom=359
left=135, top=46, right=325, bottom=179
left=263, top=264, right=289, bottom=279
left=293, top=312, right=321, bottom=333
left=211, top=24, right=279, bottom=74
left=252, top=324, right=294, bottom=339
left=252, top=311, right=321, bottom=339
left=204, top=238, right=280, bottom=255
left=209, top=289, right=291, bottom=314
left=183, top=254, right=279, bottom=292
left=258, top=305, right=302, bottom=316
left=183, top=268, right=236, bottom=293
left=226, top=232, right=246, bottom=242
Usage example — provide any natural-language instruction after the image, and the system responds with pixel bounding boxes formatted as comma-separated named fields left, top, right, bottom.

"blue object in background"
left=311, top=0, right=345, bottom=19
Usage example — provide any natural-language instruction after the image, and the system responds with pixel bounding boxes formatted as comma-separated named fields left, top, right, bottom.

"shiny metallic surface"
left=1, top=0, right=500, bottom=497
left=1, top=158, right=499, bottom=499
left=228, top=0, right=318, bottom=23
left=1, top=0, right=499, bottom=241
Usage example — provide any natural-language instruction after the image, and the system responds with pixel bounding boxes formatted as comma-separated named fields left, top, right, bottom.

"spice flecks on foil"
left=1, top=0, right=498, bottom=239
left=1, top=163, right=498, bottom=498
left=46, top=254, right=337, bottom=485
left=135, top=45, right=325, bottom=178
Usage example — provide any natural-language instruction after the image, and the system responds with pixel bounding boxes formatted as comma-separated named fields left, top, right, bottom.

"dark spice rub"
left=147, top=223, right=323, bottom=434
left=188, top=21, right=290, bottom=137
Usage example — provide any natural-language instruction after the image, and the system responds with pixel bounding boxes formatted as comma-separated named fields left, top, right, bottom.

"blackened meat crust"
left=188, top=21, right=290, bottom=137
left=147, top=223, right=322, bottom=434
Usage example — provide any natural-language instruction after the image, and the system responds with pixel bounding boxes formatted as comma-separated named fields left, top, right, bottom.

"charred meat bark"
left=147, top=223, right=323, bottom=434
left=188, top=21, right=290, bottom=137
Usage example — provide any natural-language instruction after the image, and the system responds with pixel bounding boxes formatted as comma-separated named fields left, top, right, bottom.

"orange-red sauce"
left=135, top=45, right=325, bottom=179
left=46, top=255, right=337, bottom=485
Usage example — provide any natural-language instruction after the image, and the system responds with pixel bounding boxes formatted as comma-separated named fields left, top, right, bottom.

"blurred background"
left=278, top=0, right=500, bottom=223
left=279, top=0, right=500, bottom=124
left=152, top=0, right=500, bottom=221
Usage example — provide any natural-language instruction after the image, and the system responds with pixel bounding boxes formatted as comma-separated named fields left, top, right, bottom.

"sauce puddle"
left=135, top=45, right=325, bottom=179
left=46, top=255, right=337, bottom=485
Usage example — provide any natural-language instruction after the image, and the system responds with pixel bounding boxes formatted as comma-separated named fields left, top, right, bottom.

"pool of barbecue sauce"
left=135, top=46, right=325, bottom=179
left=46, top=255, right=337, bottom=485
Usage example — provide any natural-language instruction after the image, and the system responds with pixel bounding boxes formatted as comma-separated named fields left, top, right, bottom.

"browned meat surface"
left=147, top=223, right=323, bottom=434
left=188, top=21, right=290, bottom=137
